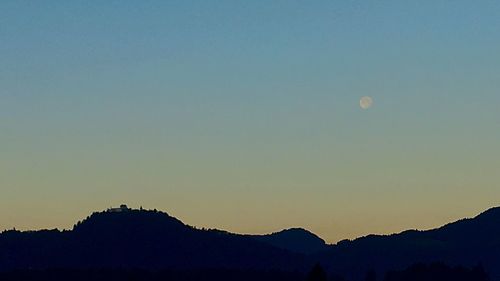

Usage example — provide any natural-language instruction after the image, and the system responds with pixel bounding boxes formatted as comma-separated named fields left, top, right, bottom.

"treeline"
left=314, top=262, right=490, bottom=281
left=0, top=263, right=490, bottom=281
left=0, top=268, right=303, bottom=281
left=384, top=262, right=490, bottom=281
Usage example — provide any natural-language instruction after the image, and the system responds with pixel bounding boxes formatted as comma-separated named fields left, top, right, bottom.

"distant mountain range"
left=250, top=228, right=328, bottom=255
left=1, top=206, right=499, bottom=280
left=315, top=206, right=500, bottom=280
left=0, top=208, right=306, bottom=272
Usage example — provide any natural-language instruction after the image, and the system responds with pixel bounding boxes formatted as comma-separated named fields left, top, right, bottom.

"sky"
left=1, top=1, right=500, bottom=243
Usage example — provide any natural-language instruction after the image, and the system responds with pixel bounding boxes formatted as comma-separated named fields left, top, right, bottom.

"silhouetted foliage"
left=306, top=263, right=327, bottom=281
left=1, top=206, right=500, bottom=281
left=364, top=269, right=377, bottom=281
left=384, top=262, right=490, bottom=281
left=0, top=268, right=305, bottom=281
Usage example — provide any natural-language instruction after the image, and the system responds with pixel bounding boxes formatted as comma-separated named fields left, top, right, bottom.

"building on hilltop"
left=107, top=204, right=129, bottom=213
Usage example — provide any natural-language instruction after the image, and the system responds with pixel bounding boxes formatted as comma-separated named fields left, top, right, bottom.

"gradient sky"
left=1, top=1, right=500, bottom=243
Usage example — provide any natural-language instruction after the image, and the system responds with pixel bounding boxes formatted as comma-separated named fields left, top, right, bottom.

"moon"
left=360, top=96, right=373, bottom=110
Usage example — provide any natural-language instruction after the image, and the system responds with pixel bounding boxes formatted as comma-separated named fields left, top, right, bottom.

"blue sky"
left=1, top=1, right=500, bottom=242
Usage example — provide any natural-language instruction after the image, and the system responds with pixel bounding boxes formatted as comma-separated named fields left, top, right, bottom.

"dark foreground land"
left=0, top=263, right=490, bottom=281
left=1, top=206, right=499, bottom=280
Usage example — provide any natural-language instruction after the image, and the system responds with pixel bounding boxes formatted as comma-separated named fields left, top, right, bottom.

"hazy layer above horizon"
left=1, top=1, right=499, bottom=243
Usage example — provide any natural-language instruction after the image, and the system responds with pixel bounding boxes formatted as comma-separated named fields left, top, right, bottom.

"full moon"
left=360, top=96, right=373, bottom=109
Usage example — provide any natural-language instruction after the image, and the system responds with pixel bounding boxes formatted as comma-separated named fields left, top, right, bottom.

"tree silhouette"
left=384, top=262, right=490, bottom=281
left=307, top=263, right=327, bottom=281
left=365, top=269, right=377, bottom=281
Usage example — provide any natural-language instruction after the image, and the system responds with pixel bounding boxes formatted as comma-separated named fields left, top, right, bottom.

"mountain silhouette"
left=315, top=207, right=500, bottom=280
left=1, top=205, right=500, bottom=280
left=251, top=228, right=328, bottom=255
left=0, top=208, right=306, bottom=272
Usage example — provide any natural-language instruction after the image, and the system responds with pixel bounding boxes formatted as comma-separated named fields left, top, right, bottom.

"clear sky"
left=1, top=1, right=500, bottom=243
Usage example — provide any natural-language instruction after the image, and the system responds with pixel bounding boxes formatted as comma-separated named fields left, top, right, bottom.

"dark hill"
left=1, top=206, right=500, bottom=280
left=0, top=208, right=307, bottom=272
left=251, top=228, right=328, bottom=255
left=315, top=206, right=500, bottom=280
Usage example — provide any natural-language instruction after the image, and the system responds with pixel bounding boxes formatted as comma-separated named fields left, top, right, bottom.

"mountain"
left=315, top=207, right=500, bottom=280
left=0, top=208, right=307, bottom=272
left=251, top=228, right=328, bottom=255
left=1, top=206, right=500, bottom=280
